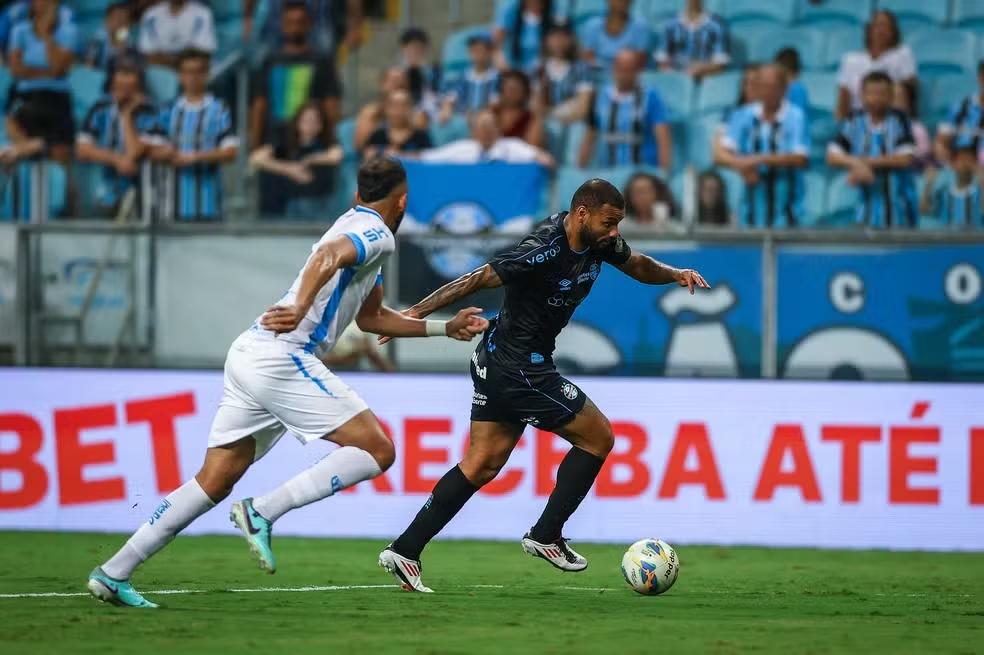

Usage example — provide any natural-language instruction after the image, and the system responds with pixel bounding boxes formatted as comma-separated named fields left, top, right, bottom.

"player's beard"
left=579, top=223, right=608, bottom=251
left=391, top=206, right=406, bottom=233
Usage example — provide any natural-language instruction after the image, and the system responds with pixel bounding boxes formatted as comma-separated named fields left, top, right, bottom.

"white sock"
left=102, top=479, right=215, bottom=580
left=252, top=446, right=382, bottom=523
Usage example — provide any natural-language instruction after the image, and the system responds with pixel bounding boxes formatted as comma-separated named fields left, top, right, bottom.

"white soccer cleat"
left=521, top=534, right=588, bottom=572
left=378, top=547, right=433, bottom=593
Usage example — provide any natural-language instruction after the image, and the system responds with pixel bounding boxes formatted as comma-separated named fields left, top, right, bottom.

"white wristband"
left=425, top=320, right=447, bottom=337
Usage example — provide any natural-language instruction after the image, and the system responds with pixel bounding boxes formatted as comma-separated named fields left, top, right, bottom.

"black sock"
left=529, top=447, right=605, bottom=544
left=391, top=465, right=479, bottom=560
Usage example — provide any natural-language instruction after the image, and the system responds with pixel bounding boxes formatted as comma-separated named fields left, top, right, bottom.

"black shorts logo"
left=561, top=383, right=579, bottom=400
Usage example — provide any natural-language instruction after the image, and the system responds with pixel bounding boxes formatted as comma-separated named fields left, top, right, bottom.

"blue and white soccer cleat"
left=229, top=498, right=277, bottom=574
left=87, top=567, right=159, bottom=608
left=378, top=547, right=433, bottom=593
left=521, top=534, right=588, bottom=572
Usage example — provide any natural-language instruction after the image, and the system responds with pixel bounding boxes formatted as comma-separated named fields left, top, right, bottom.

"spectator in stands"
left=244, top=0, right=364, bottom=58
left=355, top=65, right=428, bottom=151
left=534, top=22, right=592, bottom=124
left=622, top=172, right=680, bottom=232
left=250, top=100, right=342, bottom=219
left=920, top=143, right=982, bottom=228
left=153, top=49, right=238, bottom=221
left=0, top=0, right=72, bottom=58
left=364, top=89, right=432, bottom=159
left=400, top=27, right=440, bottom=118
left=439, top=33, right=499, bottom=125
left=492, top=0, right=556, bottom=73
left=835, top=9, right=916, bottom=120
left=494, top=69, right=543, bottom=147
left=893, top=82, right=932, bottom=170
left=581, top=0, right=650, bottom=73
left=696, top=169, right=730, bottom=226
left=75, top=56, right=158, bottom=216
left=712, top=63, right=761, bottom=164
left=578, top=50, right=671, bottom=171
left=827, top=71, right=918, bottom=228
left=249, top=0, right=341, bottom=150
left=935, top=60, right=984, bottom=165
left=654, top=0, right=729, bottom=80
left=321, top=322, right=396, bottom=372
left=139, top=0, right=215, bottom=68
left=775, top=47, right=809, bottom=116
left=420, top=108, right=553, bottom=166
left=716, top=64, right=809, bottom=228
left=2, top=0, right=78, bottom=165
left=86, top=1, right=139, bottom=71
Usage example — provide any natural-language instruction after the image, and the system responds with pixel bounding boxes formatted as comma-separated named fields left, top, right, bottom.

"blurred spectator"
left=250, top=100, right=342, bottom=219
left=420, top=109, right=553, bottom=166
left=654, top=0, right=729, bottom=80
left=893, top=81, right=932, bottom=170
left=534, top=23, right=592, bottom=124
left=492, top=0, right=556, bottom=73
left=920, top=144, right=983, bottom=228
left=0, top=0, right=72, bottom=57
left=835, top=10, right=916, bottom=120
left=712, top=63, right=761, bottom=163
left=578, top=50, right=671, bottom=171
left=494, top=69, right=543, bottom=147
left=622, top=172, right=680, bottom=232
left=249, top=0, right=341, bottom=150
left=152, top=50, right=237, bottom=221
left=696, top=169, right=730, bottom=226
left=3, top=0, right=78, bottom=165
left=75, top=57, right=158, bottom=215
left=775, top=47, right=809, bottom=116
left=244, top=0, right=363, bottom=57
left=400, top=27, right=440, bottom=117
left=321, top=322, right=395, bottom=371
left=439, top=33, right=499, bottom=125
left=935, top=60, right=984, bottom=165
left=355, top=66, right=427, bottom=151
left=827, top=71, right=917, bottom=228
left=86, top=1, right=139, bottom=70
left=717, top=64, right=809, bottom=228
left=364, top=89, right=432, bottom=159
left=139, top=0, right=215, bottom=68
left=581, top=0, right=650, bottom=73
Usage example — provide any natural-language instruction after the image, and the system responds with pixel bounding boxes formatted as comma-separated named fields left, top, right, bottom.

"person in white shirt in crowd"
left=419, top=108, right=554, bottom=167
left=321, top=322, right=396, bottom=372
left=835, top=9, right=916, bottom=120
left=139, top=0, right=216, bottom=68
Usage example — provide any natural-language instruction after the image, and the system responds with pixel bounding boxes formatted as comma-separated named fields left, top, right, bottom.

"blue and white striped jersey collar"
left=750, top=100, right=792, bottom=121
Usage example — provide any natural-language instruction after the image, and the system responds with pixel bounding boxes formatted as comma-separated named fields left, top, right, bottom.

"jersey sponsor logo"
left=531, top=352, right=545, bottom=364
left=561, top=383, right=579, bottom=400
left=526, top=246, right=560, bottom=265
left=547, top=294, right=583, bottom=308
left=576, top=262, right=601, bottom=284
left=362, top=227, right=388, bottom=243
left=330, top=475, right=343, bottom=494
left=471, top=351, right=487, bottom=379
left=614, top=236, right=626, bottom=253
left=148, top=498, right=172, bottom=525
left=472, top=391, right=488, bottom=406
left=520, top=416, right=540, bottom=425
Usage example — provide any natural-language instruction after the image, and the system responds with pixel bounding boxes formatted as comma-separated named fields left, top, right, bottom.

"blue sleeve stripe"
left=344, top=232, right=366, bottom=265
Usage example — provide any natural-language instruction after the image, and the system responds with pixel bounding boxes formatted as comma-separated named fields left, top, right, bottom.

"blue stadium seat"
left=336, top=117, right=356, bottom=155
left=0, top=66, right=12, bottom=110
left=328, top=156, right=358, bottom=217
left=687, top=115, right=721, bottom=171
left=640, top=71, right=694, bottom=119
left=744, top=26, right=825, bottom=70
left=633, top=0, right=678, bottom=23
left=211, top=0, right=242, bottom=20
left=715, top=168, right=746, bottom=223
left=216, top=18, right=243, bottom=55
left=909, top=29, right=979, bottom=76
left=825, top=174, right=860, bottom=225
left=876, top=0, right=950, bottom=25
left=145, top=66, right=179, bottom=103
left=953, top=0, right=984, bottom=29
left=571, top=0, right=607, bottom=26
left=564, top=121, right=590, bottom=166
left=809, top=115, right=837, bottom=165
left=821, top=27, right=863, bottom=70
left=75, top=14, right=104, bottom=49
left=669, top=170, right=685, bottom=211
left=432, top=115, right=469, bottom=146
left=442, top=25, right=491, bottom=76
left=68, top=66, right=106, bottom=124
left=718, top=0, right=795, bottom=26
left=797, top=0, right=874, bottom=27
left=554, top=166, right=590, bottom=213
left=801, top=171, right=827, bottom=225
left=929, top=74, right=977, bottom=123
left=799, top=71, right=838, bottom=116
left=695, top=70, right=742, bottom=116
left=544, top=118, right=567, bottom=163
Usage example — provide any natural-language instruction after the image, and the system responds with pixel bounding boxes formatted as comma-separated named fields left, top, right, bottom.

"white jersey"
left=242, top=205, right=395, bottom=356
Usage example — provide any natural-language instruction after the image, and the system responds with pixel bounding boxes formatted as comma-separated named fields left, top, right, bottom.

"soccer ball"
left=620, top=539, right=680, bottom=595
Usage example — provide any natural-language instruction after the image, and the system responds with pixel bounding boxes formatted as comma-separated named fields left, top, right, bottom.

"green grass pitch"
left=1, top=531, right=982, bottom=654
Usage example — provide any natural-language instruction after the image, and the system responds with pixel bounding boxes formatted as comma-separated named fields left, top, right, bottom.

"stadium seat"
left=821, top=27, right=863, bottom=70
left=640, top=71, right=694, bottom=119
left=442, top=25, right=491, bottom=76
left=743, top=26, right=825, bottom=70
left=799, top=71, right=838, bottom=117
left=335, top=117, right=356, bottom=155
left=669, top=169, right=685, bottom=212
left=633, top=0, right=678, bottom=23
left=563, top=121, right=590, bottom=166
left=145, top=66, right=179, bottom=103
left=825, top=174, right=860, bottom=225
left=0, top=66, right=12, bottom=109
left=876, top=0, right=950, bottom=26
left=809, top=115, right=837, bottom=165
left=211, top=0, right=242, bottom=20
left=216, top=18, right=243, bottom=55
left=571, top=0, right=607, bottom=26
left=909, top=29, right=979, bottom=76
left=715, top=167, right=747, bottom=223
left=953, top=0, right=984, bottom=29
left=929, top=73, right=977, bottom=124
left=544, top=118, right=568, bottom=164
left=695, top=70, right=742, bottom=116
left=797, top=0, right=874, bottom=27
left=68, top=66, right=106, bottom=124
left=717, top=0, right=796, bottom=27
left=687, top=115, right=721, bottom=171
left=432, top=115, right=469, bottom=146
left=801, top=171, right=828, bottom=225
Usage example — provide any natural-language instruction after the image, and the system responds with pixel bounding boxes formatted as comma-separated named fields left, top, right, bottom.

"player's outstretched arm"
left=617, top=253, right=710, bottom=295
left=357, top=284, right=489, bottom=341
left=259, top=235, right=360, bottom=333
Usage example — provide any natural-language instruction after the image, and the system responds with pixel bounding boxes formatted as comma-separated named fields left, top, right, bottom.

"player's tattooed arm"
left=358, top=284, right=489, bottom=340
left=406, top=264, right=503, bottom=319
left=618, top=253, right=711, bottom=295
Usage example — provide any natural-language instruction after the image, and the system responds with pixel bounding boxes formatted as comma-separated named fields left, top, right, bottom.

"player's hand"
left=446, top=307, right=489, bottom=341
left=259, top=304, right=306, bottom=333
left=675, top=269, right=710, bottom=295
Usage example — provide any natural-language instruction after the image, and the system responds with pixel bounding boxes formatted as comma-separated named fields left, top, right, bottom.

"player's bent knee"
left=366, top=430, right=396, bottom=472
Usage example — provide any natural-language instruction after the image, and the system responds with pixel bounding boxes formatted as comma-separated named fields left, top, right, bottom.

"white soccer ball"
left=620, top=539, right=680, bottom=595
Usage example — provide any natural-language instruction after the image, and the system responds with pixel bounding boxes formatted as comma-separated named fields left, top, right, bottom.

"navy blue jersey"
left=654, top=12, right=730, bottom=70
left=443, top=67, right=499, bottom=114
left=79, top=97, right=159, bottom=207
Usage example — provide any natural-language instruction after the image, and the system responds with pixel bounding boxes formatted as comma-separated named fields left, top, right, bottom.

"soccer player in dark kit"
left=378, top=178, right=710, bottom=592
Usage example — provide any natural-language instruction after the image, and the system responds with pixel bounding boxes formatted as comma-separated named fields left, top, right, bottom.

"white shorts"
left=208, top=334, right=369, bottom=460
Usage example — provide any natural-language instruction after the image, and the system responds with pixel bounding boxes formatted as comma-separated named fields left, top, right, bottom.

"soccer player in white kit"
left=87, top=158, right=489, bottom=608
